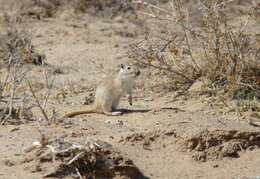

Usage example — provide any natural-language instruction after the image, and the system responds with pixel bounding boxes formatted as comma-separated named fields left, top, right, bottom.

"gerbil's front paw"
left=128, top=96, right=132, bottom=105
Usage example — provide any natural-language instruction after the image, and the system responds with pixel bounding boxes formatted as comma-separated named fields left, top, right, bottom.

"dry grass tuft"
left=130, top=0, right=260, bottom=99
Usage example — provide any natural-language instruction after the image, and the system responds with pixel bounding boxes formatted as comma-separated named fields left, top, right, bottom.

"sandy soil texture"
left=0, top=1, right=260, bottom=179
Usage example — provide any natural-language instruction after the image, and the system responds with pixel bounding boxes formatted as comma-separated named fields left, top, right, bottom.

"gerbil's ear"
left=120, top=64, right=124, bottom=69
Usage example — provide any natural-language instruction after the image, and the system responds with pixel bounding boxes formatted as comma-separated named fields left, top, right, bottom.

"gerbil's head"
left=119, top=64, right=141, bottom=78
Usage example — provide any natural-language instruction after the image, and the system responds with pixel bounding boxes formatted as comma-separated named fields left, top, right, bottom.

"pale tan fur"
left=64, top=64, right=140, bottom=118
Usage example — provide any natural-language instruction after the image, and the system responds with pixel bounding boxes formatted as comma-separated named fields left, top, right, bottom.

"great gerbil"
left=64, top=64, right=140, bottom=117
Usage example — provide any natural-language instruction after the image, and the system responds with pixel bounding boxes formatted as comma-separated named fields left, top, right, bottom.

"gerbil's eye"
left=127, top=67, right=131, bottom=70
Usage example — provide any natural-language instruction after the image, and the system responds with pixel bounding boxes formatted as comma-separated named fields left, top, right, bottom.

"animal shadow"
left=116, top=108, right=151, bottom=114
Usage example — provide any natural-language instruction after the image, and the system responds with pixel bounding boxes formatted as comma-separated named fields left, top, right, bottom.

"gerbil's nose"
left=136, top=70, right=141, bottom=76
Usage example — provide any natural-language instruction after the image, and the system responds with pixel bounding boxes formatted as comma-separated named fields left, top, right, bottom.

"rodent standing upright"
left=64, top=64, right=140, bottom=117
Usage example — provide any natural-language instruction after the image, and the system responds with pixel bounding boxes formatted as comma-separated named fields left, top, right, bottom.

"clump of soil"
left=120, top=129, right=177, bottom=149
left=23, top=135, right=146, bottom=178
left=181, top=129, right=260, bottom=162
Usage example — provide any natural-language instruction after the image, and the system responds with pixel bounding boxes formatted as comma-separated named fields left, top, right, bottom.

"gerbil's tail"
left=64, top=107, right=97, bottom=118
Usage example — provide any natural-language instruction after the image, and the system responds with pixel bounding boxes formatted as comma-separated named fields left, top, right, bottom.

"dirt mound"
left=119, top=129, right=177, bottom=150
left=181, top=129, right=260, bottom=162
left=23, top=135, right=147, bottom=178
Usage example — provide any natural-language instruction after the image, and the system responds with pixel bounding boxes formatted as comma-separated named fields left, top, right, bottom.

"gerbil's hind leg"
left=102, top=100, right=122, bottom=116
left=103, top=111, right=122, bottom=116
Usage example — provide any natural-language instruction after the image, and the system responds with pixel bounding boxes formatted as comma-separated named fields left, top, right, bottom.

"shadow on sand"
left=117, top=108, right=151, bottom=114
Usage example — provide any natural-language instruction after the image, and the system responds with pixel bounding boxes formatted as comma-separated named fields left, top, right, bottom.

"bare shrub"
left=0, top=66, right=34, bottom=125
left=21, top=0, right=136, bottom=19
left=0, top=12, right=53, bottom=125
left=19, top=0, right=63, bottom=19
left=71, top=0, right=136, bottom=18
left=0, top=59, right=56, bottom=125
left=130, top=0, right=260, bottom=99
left=26, top=68, right=57, bottom=124
left=0, top=13, right=46, bottom=67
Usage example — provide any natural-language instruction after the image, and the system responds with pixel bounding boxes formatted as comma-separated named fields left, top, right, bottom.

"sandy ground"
left=1, top=1, right=260, bottom=179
